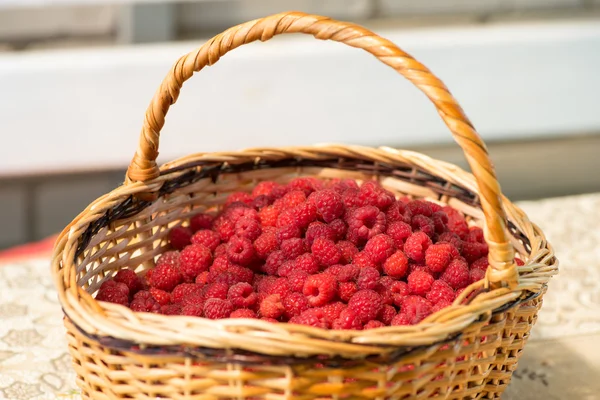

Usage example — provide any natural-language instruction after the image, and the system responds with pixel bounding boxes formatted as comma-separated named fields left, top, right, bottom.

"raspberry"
left=294, top=253, right=320, bottom=274
left=277, top=190, right=305, bottom=209
left=214, top=243, right=228, bottom=257
left=515, top=257, right=525, bottom=266
left=383, top=251, right=409, bottom=279
left=234, top=217, right=262, bottom=241
left=406, top=200, right=433, bottom=217
left=179, top=244, right=212, bottom=281
left=293, top=201, right=318, bottom=228
left=431, top=211, right=449, bottom=234
left=261, top=317, right=280, bottom=323
left=203, top=298, right=234, bottom=319
left=471, top=257, right=489, bottom=272
left=391, top=313, right=412, bottom=326
left=202, top=282, right=229, bottom=300
left=281, top=238, right=307, bottom=260
left=190, top=213, right=214, bottom=232
left=467, top=227, right=485, bottom=243
left=254, top=275, right=276, bottom=293
left=407, top=270, right=434, bottom=295
left=149, top=287, right=171, bottom=306
left=253, top=231, right=279, bottom=260
left=428, top=202, right=443, bottom=212
left=385, top=201, right=406, bottom=223
left=310, top=189, right=344, bottom=222
left=150, top=263, right=182, bottom=292
left=210, top=255, right=231, bottom=274
left=443, top=206, right=469, bottom=239
left=425, top=243, right=459, bottom=273
left=441, top=258, right=470, bottom=289
left=288, top=177, right=321, bottom=196
left=305, top=222, right=336, bottom=246
left=227, top=236, right=256, bottom=266
left=224, top=206, right=259, bottom=223
left=337, top=264, right=360, bottom=282
left=190, top=230, right=220, bottom=251
left=338, top=282, right=359, bottom=302
left=311, top=237, right=341, bottom=267
left=195, top=271, right=209, bottom=285
left=328, top=219, right=348, bottom=241
left=258, top=205, right=280, bottom=227
left=404, top=231, right=432, bottom=262
left=289, top=308, right=327, bottom=328
left=160, top=303, right=182, bottom=315
left=168, top=226, right=192, bottom=250
left=96, top=280, right=129, bottom=306
left=252, top=181, right=281, bottom=198
left=431, top=300, right=453, bottom=313
left=266, top=278, right=291, bottom=298
left=346, top=206, right=387, bottom=245
left=320, top=302, right=346, bottom=325
left=386, top=221, right=412, bottom=247
left=130, top=290, right=160, bottom=312
left=337, top=241, right=359, bottom=264
left=342, top=189, right=361, bottom=208
left=408, top=263, right=429, bottom=275
left=364, top=234, right=395, bottom=265
left=462, top=242, right=489, bottom=263
left=438, top=232, right=463, bottom=253
left=358, top=181, right=395, bottom=210
left=225, top=193, right=254, bottom=208
left=227, top=282, right=258, bottom=309
left=426, top=280, right=455, bottom=304
left=329, top=179, right=359, bottom=193
left=364, top=320, right=385, bottom=329
left=288, top=270, right=310, bottom=293
left=470, top=268, right=485, bottom=284
left=388, top=281, right=410, bottom=307
left=252, top=194, right=273, bottom=210
left=357, top=267, right=380, bottom=290
left=352, top=252, right=377, bottom=270
left=277, top=260, right=297, bottom=277
left=263, top=250, right=285, bottom=275
left=401, top=296, right=433, bottom=324
left=230, top=309, right=257, bottom=318
left=377, top=305, right=397, bottom=325
left=213, top=217, right=236, bottom=241
left=171, top=283, right=203, bottom=304
left=276, top=224, right=302, bottom=243
left=411, top=215, right=435, bottom=238
left=303, top=273, right=337, bottom=307
left=156, top=250, right=180, bottom=268
left=282, top=292, right=309, bottom=319
left=324, top=264, right=344, bottom=277
left=113, top=269, right=143, bottom=294
left=332, top=308, right=363, bottom=330
left=348, top=289, right=383, bottom=323
left=259, top=294, right=285, bottom=319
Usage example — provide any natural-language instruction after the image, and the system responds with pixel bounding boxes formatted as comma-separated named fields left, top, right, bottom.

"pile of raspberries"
left=96, top=177, right=522, bottom=329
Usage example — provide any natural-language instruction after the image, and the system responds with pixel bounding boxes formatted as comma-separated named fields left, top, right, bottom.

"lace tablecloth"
left=1, top=193, right=599, bottom=400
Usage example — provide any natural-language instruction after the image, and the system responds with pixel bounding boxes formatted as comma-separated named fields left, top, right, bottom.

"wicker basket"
left=52, top=12, right=558, bottom=400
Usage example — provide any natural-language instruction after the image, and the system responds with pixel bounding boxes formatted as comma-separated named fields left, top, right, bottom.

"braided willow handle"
left=126, top=12, right=518, bottom=288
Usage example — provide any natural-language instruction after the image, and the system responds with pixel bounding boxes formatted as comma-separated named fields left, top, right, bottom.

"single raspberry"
left=383, top=251, right=409, bottom=279
left=332, top=308, right=363, bottom=330
left=364, top=234, right=396, bottom=266
left=303, top=273, right=338, bottom=307
left=202, top=282, right=229, bottom=300
left=337, top=241, right=359, bottom=264
left=195, top=271, right=209, bottom=285
left=425, top=243, right=459, bottom=273
left=252, top=194, right=273, bottom=210
left=258, top=205, right=280, bottom=227
left=411, top=215, right=435, bottom=238
left=281, top=190, right=307, bottom=209
left=352, top=252, right=377, bottom=270
left=281, top=238, right=307, bottom=260
left=441, top=258, right=471, bottom=289
left=276, top=224, right=302, bottom=244
left=265, top=278, right=291, bottom=298
left=96, top=280, right=129, bottom=306
left=364, top=320, right=385, bottom=329
left=337, top=264, right=360, bottom=282
left=156, top=250, right=180, bottom=268
left=214, top=243, right=228, bottom=257
left=515, top=257, right=525, bottom=266
left=462, top=242, right=489, bottom=263
left=443, top=206, right=469, bottom=239
left=320, top=302, right=346, bottom=325
left=406, top=200, right=433, bottom=217
left=213, top=217, right=236, bottom=241
left=227, top=282, right=258, bottom=309
left=407, top=270, right=435, bottom=296
left=227, top=236, right=256, bottom=266
left=293, top=201, right=318, bottom=229
left=338, top=282, right=359, bottom=302
left=223, top=206, right=259, bottom=224
left=230, top=309, right=257, bottom=318
left=179, top=244, right=212, bottom=281
left=190, top=213, right=214, bottom=232
left=385, top=201, right=407, bottom=223
left=282, top=292, right=310, bottom=319
left=342, top=189, right=361, bottom=208
left=113, top=269, right=143, bottom=294
left=210, top=255, right=231, bottom=274
left=426, top=280, right=455, bottom=305
left=428, top=202, right=443, bottom=212
left=388, top=281, right=410, bottom=307
left=259, top=294, right=285, bottom=319
left=305, top=222, right=336, bottom=246
left=190, top=229, right=220, bottom=252
left=225, top=192, right=254, bottom=207
left=225, top=265, right=254, bottom=284
left=253, top=231, right=279, bottom=260
left=391, top=313, right=412, bottom=326
left=292, top=253, right=319, bottom=275
left=386, top=221, right=412, bottom=248
left=400, top=295, right=433, bottom=324
left=404, top=231, right=433, bottom=262
left=289, top=308, right=328, bottom=328
left=150, top=263, right=182, bottom=292
left=467, top=227, right=485, bottom=243
left=471, top=257, right=489, bottom=272
left=168, top=226, right=193, bottom=250
left=160, top=303, right=182, bottom=315
left=288, top=270, right=310, bottom=293
left=437, top=232, right=464, bottom=253
left=130, top=290, right=160, bottom=312
left=309, top=189, right=344, bottom=223
left=470, top=268, right=485, bottom=284
left=203, top=298, right=234, bottom=319
left=234, top=217, right=262, bottom=241
left=150, top=287, right=171, bottom=306
left=311, top=237, right=341, bottom=267
left=357, top=181, right=395, bottom=210
left=252, top=181, right=281, bottom=198
left=263, top=250, right=285, bottom=275
left=431, top=300, right=453, bottom=313
left=357, top=267, right=380, bottom=290
left=346, top=206, right=387, bottom=245
left=431, top=211, right=449, bottom=234
left=171, top=283, right=203, bottom=304
left=288, top=177, right=321, bottom=196
left=277, top=260, right=297, bottom=277
left=348, top=289, right=383, bottom=323
left=328, top=219, right=348, bottom=241
left=324, top=264, right=344, bottom=277
left=377, top=304, right=397, bottom=325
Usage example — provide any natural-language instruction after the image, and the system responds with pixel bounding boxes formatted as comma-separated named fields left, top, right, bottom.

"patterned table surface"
left=1, top=193, right=599, bottom=400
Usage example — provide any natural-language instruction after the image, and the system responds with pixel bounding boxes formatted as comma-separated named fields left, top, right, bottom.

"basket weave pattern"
left=52, top=12, right=557, bottom=400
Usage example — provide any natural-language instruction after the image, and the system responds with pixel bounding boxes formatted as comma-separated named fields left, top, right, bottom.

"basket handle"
left=125, top=11, right=518, bottom=289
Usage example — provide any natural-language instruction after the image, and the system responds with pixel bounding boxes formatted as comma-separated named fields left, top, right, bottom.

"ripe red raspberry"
left=391, top=313, right=412, bottom=326
left=377, top=305, right=397, bottom=325
left=202, top=282, right=229, bottom=300
left=213, top=243, right=227, bottom=257
left=289, top=308, right=328, bottom=328
left=428, top=202, right=443, bottom=212
left=259, top=294, right=285, bottom=319
left=190, top=213, right=214, bottom=232
left=263, top=250, right=285, bottom=275
left=288, top=270, right=309, bottom=293
left=258, top=205, right=280, bottom=227
left=168, top=226, right=193, bottom=250
left=328, top=178, right=359, bottom=192
left=303, top=273, right=338, bottom=307
left=114, top=269, right=143, bottom=294
left=130, top=290, right=160, bottom=312
left=411, top=215, right=435, bottom=238
left=160, top=303, right=182, bottom=315
left=203, top=298, right=234, bottom=319
left=288, top=177, right=322, bottom=195
left=385, top=201, right=406, bottom=223
left=407, top=270, right=435, bottom=295
left=281, top=238, right=307, bottom=260
left=328, top=219, right=348, bottom=241
left=364, top=234, right=395, bottom=265
left=388, top=281, right=410, bottom=307
left=425, top=243, right=459, bottom=273
left=227, top=236, right=256, bottom=266
left=431, top=211, right=449, bottom=234
left=426, top=280, right=455, bottom=305
left=282, top=292, right=309, bottom=319
left=179, top=244, right=212, bottom=281
left=171, top=283, right=203, bottom=304
left=156, top=250, right=180, bottom=268
left=324, top=264, right=344, bottom=277
left=320, top=302, right=346, bottom=325
left=252, top=195, right=273, bottom=210
left=471, top=257, right=489, bottom=272
left=190, top=229, right=220, bottom=252
left=294, top=253, right=320, bottom=275
left=342, top=189, right=361, bottom=208
left=406, top=200, right=433, bottom=217
left=332, top=308, right=363, bottom=330
left=309, top=189, right=344, bottom=222
left=348, top=289, right=383, bottom=323
left=352, top=252, right=377, bottom=270
left=277, top=260, right=297, bottom=277
left=150, top=263, right=182, bottom=292
left=339, top=282, right=359, bottom=302
left=96, top=280, right=129, bottom=306
left=431, top=300, right=453, bottom=313
left=234, top=217, right=262, bottom=241
left=252, top=181, right=281, bottom=198
left=337, top=264, right=360, bottom=282
left=515, top=257, right=525, bottom=266
left=467, top=227, right=485, bottom=243
left=364, top=320, right=385, bottom=329
left=401, top=295, right=433, bottom=324
left=337, top=241, right=359, bottom=264
left=462, top=242, right=489, bottom=263
left=357, top=267, right=380, bottom=290
left=149, top=287, right=171, bottom=306
left=305, top=222, right=336, bottom=246
left=357, top=181, right=395, bottom=210
left=254, top=275, right=276, bottom=294
left=386, top=221, right=412, bottom=247
left=441, top=258, right=470, bottom=289
left=470, top=268, right=485, bottom=284
left=437, top=232, right=463, bottom=253
left=225, top=192, right=254, bottom=207
left=230, top=309, right=257, bottom=318
left=443, top=206, right=469, bottom=239
left=293, top=201, right=318, bottom=228
left=210, top=255, right=231, bottom=274
left=195, top=271, right=209, bottom=285
left=276, top=224, right=302, bottom=244
left=265, top=278, right=291, bottom=299
left=404, top=231, right=433, bottom=262
left=281, top=190, right=307, bottom=209
left=311, top=237, right=341, bottom=267
left=213, top=217, right=236, bottom=241
left=227, top=282, right=258, bottom=309
left=383, top=251, right=409, bottom=279
left=253, top=231, right=279, bottom=260
left=346, top=206, right=387, bottom=245
left=261, top=317, right=280, bottom=323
